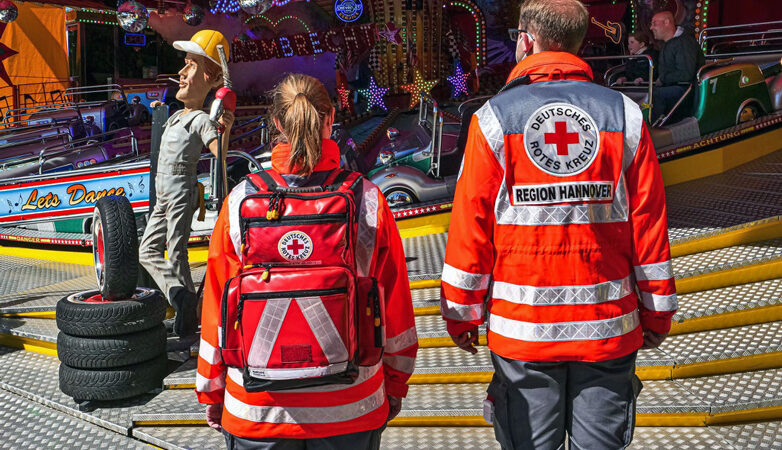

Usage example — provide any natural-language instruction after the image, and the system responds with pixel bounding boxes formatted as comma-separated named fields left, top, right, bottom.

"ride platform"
left=0, top=150, right=781, bottom=448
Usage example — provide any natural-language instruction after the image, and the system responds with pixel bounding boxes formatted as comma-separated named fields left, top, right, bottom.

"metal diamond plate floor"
left=666, top=149, right=782, bottom=241
left=0, top=347, right=159, bottom=435
left=0, top=389, right=149, bottom=449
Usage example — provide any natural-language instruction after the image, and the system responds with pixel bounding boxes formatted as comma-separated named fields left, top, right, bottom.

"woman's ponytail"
left=270, top=75, right=333, bottom=176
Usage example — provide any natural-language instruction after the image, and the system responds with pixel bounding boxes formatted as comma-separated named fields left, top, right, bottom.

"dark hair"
left=270, top=74, right=333, bottom=176
left=629, top=31, right=651, bottom=46
left=518, top=0, right=589, bottom=54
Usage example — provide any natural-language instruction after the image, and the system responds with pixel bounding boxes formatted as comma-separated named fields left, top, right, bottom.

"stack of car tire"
left=56, top=195, right=169, bottom=402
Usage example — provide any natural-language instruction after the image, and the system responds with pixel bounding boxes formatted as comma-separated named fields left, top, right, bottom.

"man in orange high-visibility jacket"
left=196, top=159, right=418, bottom=443
left=441, top=1, right=677, bottom=448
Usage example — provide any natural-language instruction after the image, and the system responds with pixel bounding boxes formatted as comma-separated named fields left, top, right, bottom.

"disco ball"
left=117, top=1, right=149, bottom=33
left=182, top=5, right=204, bottom=26
left=0, top=1, right=18, bottom=24
left=239, top=0, right=272, bottom=16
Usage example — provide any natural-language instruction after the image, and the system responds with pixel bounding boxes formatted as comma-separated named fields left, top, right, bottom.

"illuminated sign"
left=0, top=167, right=150, bottom=223
left=232, top=23, right=377, bottom=63
left=124, top=33, right=147, bottom=47
left=335, top=0, right=363, bottom=23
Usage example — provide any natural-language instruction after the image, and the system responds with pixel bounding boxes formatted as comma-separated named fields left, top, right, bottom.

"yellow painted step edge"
left=0, top=311, right=56, bottom=319
left=676, top=258, right=782, bottom=295
left=670, top=216, right=782, bottom=258
left=669, top=304, right=782, bottom=336
left=0, top=334, right=57, bottom=357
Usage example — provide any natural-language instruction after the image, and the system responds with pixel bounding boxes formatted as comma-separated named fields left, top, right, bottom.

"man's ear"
left=520, top=33, right=533, bottom=54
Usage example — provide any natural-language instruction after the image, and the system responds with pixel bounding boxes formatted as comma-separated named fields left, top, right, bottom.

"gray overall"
left=139, top=109, right=217, bottom=301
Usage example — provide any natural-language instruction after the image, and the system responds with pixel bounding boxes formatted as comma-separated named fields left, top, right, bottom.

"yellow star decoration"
left=400, top=71, right=439, bottom=109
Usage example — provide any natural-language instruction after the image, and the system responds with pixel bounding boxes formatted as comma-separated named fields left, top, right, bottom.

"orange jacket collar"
left=506, top=51, right=594, bottom=85
left=271, top=138, right=341, bottom=174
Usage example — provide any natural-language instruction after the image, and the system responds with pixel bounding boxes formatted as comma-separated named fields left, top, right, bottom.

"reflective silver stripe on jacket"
left=198, top=338, right=222, bottom=365
left=385, top=326, right=418, bottom=353
left=634, top=261, right=674, bottom=281
left=492, top=276, right=633, bottom=306
left=475, top=101, right=506, bottom=169
left=488, top=309, right=639, bottom=342
left=223, top=381, right=386, bottom=424
left=622, top=93, right=644, bottom=171
left=441, top=297, right=485, bottom=321
left=383, top=354, right=416, bottom=374
left=494, top=173, right=629, bottom=226
left=196, top=372, right=225, bottom=392
left=442, top=263, right=491, bottom=291
left=228, top=179, right=258, bottom=260
left=227, top=361, right=382, bottom=393
left=639, top=291, right=678, bottom=312
left=356, top=180, right=380, bottom=277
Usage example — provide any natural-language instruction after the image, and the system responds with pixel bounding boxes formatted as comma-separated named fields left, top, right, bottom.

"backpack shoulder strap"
left=324, top=169, right=361, bottom=192
left=246, top=170, right=288, bottom=191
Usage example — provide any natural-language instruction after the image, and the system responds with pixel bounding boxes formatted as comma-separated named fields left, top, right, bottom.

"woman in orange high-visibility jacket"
left=197, top=74, right=417, bottom=448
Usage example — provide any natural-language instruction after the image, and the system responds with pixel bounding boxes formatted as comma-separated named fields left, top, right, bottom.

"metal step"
left=0, top=388, right=150, bottom=449
left=665, top=149, right=782, bottom=241
left=403, top=232, right=447, bottom=281
left=671, top=238, right=782, bottom=279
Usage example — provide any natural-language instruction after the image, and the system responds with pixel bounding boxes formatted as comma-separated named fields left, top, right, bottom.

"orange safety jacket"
left=196, top=139, right=418, bottom=439
left=441, top=52, right=677, bottom=362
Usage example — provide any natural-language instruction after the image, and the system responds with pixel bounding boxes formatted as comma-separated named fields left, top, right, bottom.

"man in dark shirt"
left=650, top=11, right=705, bottom=121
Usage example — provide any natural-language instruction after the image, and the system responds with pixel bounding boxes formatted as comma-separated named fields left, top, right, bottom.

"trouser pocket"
left=487, top=374, right=513, bottom=450
left=623, top=374, right=643, bottom=448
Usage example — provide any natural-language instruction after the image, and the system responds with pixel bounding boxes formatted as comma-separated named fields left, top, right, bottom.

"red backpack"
left=219, top=169, right=385, bottom=392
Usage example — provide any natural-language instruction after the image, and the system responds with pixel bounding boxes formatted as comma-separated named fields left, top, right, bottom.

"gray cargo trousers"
left=139, top=173, right=197, bottom=301
left=489, top=351, right=640, bottom=450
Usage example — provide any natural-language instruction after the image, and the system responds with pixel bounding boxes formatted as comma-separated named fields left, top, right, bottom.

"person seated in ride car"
left=617, top=32, right=658, bottom=85
left=649, top=10, right=705, bottom=121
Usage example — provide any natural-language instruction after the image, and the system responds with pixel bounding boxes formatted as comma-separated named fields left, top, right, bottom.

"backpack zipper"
left=235, top=287, right=348, bottom=330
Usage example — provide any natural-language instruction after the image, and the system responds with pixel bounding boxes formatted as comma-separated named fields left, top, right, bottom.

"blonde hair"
left=518, top=0, right=589, bottom=54
left=270, top=74, right=333, bottom=176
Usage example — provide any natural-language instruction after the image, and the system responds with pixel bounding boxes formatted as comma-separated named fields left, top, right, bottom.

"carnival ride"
left=0, top=16, right=781, bottom=448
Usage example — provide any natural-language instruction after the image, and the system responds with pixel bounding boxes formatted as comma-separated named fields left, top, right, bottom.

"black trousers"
left=223, top=426, right=383, bottom=450
left=489, top=351, right=641, bottom=450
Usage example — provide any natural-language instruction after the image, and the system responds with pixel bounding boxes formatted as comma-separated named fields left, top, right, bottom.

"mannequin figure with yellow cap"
left=139, top=30, right=234, bottom=338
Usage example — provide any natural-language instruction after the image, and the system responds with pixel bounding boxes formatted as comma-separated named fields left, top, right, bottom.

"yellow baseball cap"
left=173, top=30, right=229, bottom=66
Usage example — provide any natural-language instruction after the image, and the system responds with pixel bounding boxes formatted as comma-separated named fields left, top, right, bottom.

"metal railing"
left=584, top=55, right=654, bottom=111
left=0, top=128, right=137, bottom=173
left=699, top=21, right=782, bottom=59
left=200, top=149, right=263, bottom=205
left=64, top=84, right=126, bottom=104
left=418, top=93, right=445, bottom=178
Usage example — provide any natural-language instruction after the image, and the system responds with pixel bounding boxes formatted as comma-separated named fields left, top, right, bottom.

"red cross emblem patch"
left=278, top=231, right=313, bottom=261
left=523, top=103, right=600, bottom=176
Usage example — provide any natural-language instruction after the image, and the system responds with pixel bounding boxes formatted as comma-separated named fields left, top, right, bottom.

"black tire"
left=383, top=187, right=418, bottom=208
left=56, top=288, right=166, bottom=337
left=59, top=353, right=168, bottom=401
left=57, top=324, right=166, bottom=369
left=93, top=195, right=138, bottom=300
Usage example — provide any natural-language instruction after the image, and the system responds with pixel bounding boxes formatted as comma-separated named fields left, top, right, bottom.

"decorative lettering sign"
left=232, top=23, right=377, bottom=63
left=335, top=0, right=363, bottom=23
left=0, top=167, right=150, bottom=224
